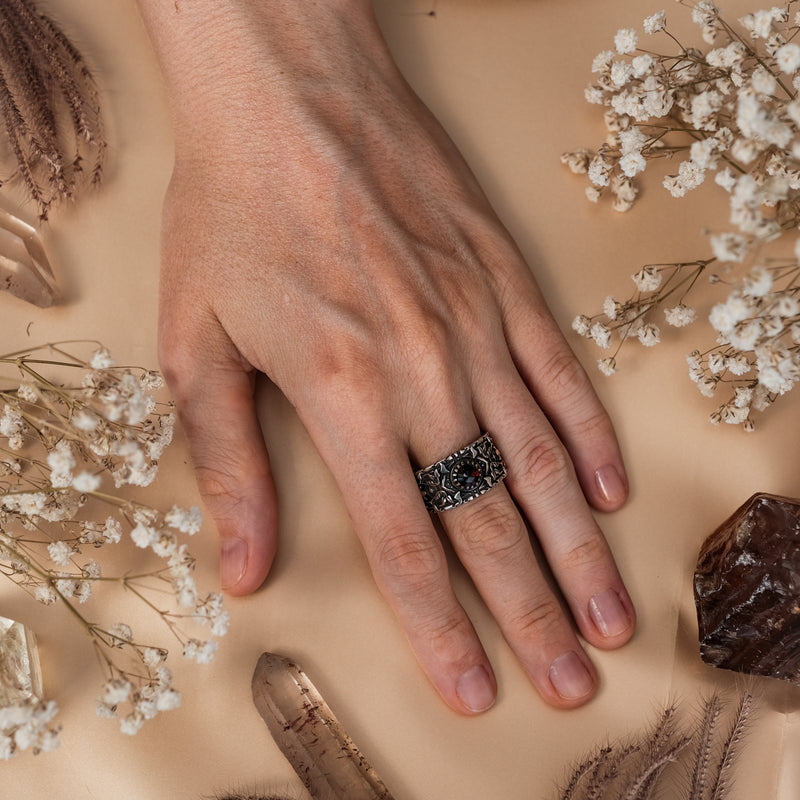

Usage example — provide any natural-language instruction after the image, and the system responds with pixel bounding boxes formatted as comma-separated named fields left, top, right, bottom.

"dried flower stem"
left=0, top=0, right=105, bottom=219
left=555, top=692, right=754, bottom=800
left=0, top=342, right=228, bottom=751
left=564, top=1, right=800, bottom=430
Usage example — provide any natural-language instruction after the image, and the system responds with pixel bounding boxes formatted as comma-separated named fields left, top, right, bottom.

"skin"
left=133, top=0, right=636, bottom=714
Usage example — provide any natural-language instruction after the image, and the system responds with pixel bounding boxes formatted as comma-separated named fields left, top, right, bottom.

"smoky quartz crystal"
left=694, top=492, right=800, bottom=686
left=0, top=616, right=43, bottom=706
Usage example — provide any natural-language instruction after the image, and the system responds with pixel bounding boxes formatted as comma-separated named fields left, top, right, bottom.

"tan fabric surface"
left=2, top=0, right=798, bottom=797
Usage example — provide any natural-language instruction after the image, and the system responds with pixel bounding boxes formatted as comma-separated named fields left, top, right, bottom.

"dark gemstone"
left=450, top=458, right=485, bottom=492
left=694, top=492, right=800, bottom=686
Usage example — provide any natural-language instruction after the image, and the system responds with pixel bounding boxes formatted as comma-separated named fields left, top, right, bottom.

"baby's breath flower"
left=590, top=321, right=612, bottom=348
left=614, top=27, right=638, bottom=55
left=637, top=323, right=661, bottom=346
left=34, top=585, right=57, bottom=605
left=164, top=505, right=203, bottom=535
left=90, top=347, right=114, bottom=370
left=664, top=304, right=696, bottom=327
left=711, top=232, right=749, bottom=262
left=598, top=357, right=617, bottom=376
left=183, top=638, right=218, bottom=665
left=572, top=314, right=591, bottom=336
left=776, top=42, right=800, bottom=74
left=643, top=10, right=666, bottom=34
left=568, top=4, right=800, bottom=426
left=47, top=540, right=72, bottom=567
left=632, top=266, right=662, bottom=292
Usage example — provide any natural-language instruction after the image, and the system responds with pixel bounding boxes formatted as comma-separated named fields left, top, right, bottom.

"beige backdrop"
left=2, top=0, right=798, bottom=798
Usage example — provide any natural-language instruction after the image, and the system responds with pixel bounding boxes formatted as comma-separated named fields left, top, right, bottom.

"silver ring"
left=415, top=433, right=507, bottom=513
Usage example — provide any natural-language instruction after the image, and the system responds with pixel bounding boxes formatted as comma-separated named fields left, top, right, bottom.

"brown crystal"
left=694, top=492, right=800, bottom=686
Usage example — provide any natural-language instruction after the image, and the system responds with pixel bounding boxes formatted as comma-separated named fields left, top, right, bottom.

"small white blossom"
left=664, top=304, right=696, bottom=327
left=585, top=185, right=602, bottom=202
left=715, top=168, right=737, bottom=192
left=16, top=384, right=38, bottom=403
left=603, top=296, right=621, bottom=320
left=34, top=585, right=57, bottom=605
left=592, top=50, right=615, bottom=73
left=776, top=43, right=800, bottom=74
left=183, top=638, right=218, bottom=665
left=742, top=267, right=773, bottom=297
left=643, top=10, right=666, bottom=34
left=130, top=522, right=157, bottom=549
left=632, top=53, right=655, bottom=76
left=90, top=348, right=115, bottom=370
left=72, top=471, right=101, bottom=492
left=47, top=540, right=72, bottom=567
left=619, top=151, right=646, bottom=177
left=614, top=28, right=638, bottom=54
left=572, top=315, right=591, bottom=336
left=631, top=266, right=662, bottom=292
left=710, top=232, right=749, bottom=262
left=108, top=622, right=133, bottom=645
left=561, top=149, right=592, bottom=174
left=611, top=61, right=633, bottom=87
left=164, top=505, right=203, bottom=535
left=119, top=713, right=145, bottom=736
left=102, top=680, right=132, bottom=707
left=750, top=65, right=777, bottom=96
left=597, top=357, right=617, bottom=376
left=588, top=155, right=612, bottom=187
left=143, top=648, right=166, bottom=668
left=637, top=323, right=661, bottom=346
left=590, top=321, right=612, bottom=349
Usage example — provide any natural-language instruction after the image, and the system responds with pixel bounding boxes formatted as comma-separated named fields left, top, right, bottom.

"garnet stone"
left=449, top=458, right=485, bottom=492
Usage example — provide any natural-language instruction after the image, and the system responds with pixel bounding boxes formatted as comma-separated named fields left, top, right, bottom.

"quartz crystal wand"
left=251, top=652, right=396, bottom=800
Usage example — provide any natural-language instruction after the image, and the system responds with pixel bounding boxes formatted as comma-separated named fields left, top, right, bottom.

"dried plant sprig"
left=554, top=692, right=754, bottom=800
left=564, top=1, right=800, bottom=430
left=0, top=0, right=105, bottom=219
left=709, top=692, right=753, bottom=800
left=0, top=342, right=227, bottom=753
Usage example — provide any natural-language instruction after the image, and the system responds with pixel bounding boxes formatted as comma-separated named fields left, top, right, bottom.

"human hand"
left=136, top=0, right=635, bottom=714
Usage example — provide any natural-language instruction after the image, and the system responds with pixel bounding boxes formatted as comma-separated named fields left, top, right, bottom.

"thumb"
left=162, top=340, right=279, bottom=596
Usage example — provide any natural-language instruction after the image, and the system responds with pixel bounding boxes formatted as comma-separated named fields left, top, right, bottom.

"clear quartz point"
left=0, top=616, right=43, bottom=706
left=251, top=652, right=396, bottom=800
left=0, top=204, right=58, bottom=307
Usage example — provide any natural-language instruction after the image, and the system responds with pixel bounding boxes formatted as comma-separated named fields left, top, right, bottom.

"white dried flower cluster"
left=0, top=342, right=227, bottom=746
left=565, top=2, right=800, bottom=429
left=0, top=698, right=60, bottom=760
left=572, top=259, right=709, bottom=377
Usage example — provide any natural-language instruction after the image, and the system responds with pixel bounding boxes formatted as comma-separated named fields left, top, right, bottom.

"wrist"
left=134, top=0, right=385, bottom=135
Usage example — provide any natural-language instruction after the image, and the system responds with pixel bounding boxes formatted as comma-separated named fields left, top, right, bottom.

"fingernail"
left=456, top=665, right=496, bottom=713
left=595, top=464, right=626, bottom=505
left=549, top=651, right=594, bottom=701
left=590, top=588, right=632, bottom=638
left=221, top=537, right=248, bottom=590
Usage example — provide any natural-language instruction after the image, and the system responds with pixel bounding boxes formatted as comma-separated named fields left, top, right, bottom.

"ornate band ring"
left=415, top=433, right=507, bottom=513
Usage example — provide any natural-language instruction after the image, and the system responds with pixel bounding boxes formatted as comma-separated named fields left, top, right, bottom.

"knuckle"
left=456, top=498, right=525, bottom=561
left=373, top=528, right=445, bottom=586
left=193, top=462, right=246, bottom=518
left=509, top=597, right=565, bottom=640
left=419, top=612, right=476, bottom=664
left=561, top=534, right=610, bottom=573
left=573, top=406, right=615, bottom=443
left=513, top=436, right=572, bottom=495
left=539, top=347, right=588, bottom=399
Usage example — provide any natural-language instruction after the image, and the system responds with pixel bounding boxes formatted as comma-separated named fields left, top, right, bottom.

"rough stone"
left=694, top=492, right=800, bottom=686
left=0, top=616, right=43, bottom=706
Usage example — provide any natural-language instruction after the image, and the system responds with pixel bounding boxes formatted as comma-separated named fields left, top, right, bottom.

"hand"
left=136, top=0, right=635, bottom=714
